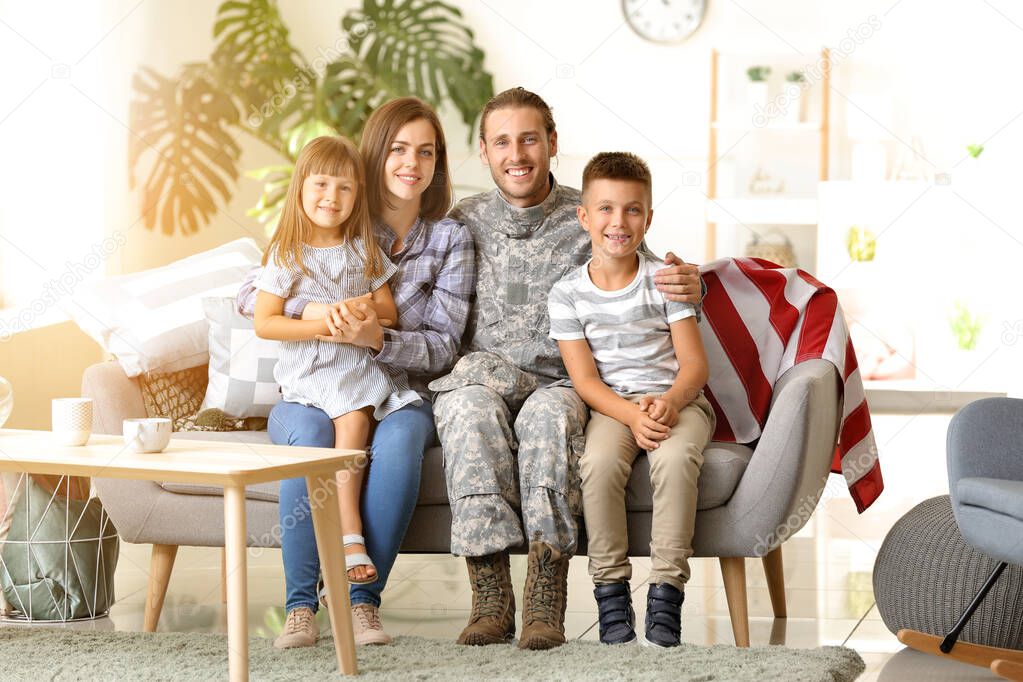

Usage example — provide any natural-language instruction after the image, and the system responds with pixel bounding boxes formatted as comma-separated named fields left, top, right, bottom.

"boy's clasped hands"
left=630, top=395, right=683, bottom=451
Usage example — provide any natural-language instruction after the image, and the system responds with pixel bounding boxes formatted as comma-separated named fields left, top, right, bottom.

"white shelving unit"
left=705, top=48, right=832, bottom=270
left=706, top=197, right=818, bottom=226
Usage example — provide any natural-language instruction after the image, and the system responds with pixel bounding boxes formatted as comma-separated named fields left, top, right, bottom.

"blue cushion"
left=957, top=477, right=1023, bottom=522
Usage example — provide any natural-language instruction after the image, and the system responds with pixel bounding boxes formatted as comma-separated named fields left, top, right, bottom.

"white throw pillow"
left=200, top=297, right=281, bottom=418
left=63, top=239, right=263, bottom=377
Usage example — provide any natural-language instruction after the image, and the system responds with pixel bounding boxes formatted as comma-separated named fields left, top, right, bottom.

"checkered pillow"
left=200, top=297, right=281, bottom=418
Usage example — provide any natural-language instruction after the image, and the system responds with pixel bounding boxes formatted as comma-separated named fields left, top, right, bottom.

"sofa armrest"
left=81, top=361, right=146, bottom=435
left=692, top=359, right=841, bottom=557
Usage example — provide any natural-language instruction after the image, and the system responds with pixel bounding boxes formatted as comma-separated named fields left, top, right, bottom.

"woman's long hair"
left=263, top=135, right=384, bottom=279
left=360, top=97, right=452, bottom=222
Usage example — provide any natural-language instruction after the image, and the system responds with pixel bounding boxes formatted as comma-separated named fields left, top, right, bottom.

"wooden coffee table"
left=0, top=429, right=361, bottom=679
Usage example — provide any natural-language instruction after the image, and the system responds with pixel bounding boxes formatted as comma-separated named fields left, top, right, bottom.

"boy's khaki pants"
left=579, top=392, right=715, bottom=592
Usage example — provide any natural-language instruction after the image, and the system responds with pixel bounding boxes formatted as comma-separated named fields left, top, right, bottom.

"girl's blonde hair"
left=263, top=135, right=384, bottom=279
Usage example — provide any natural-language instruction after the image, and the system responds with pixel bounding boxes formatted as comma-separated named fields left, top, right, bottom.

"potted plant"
left=949, top=302, right=983, bottom=352
left=942, top=301, right=986, bottom=387
left=746, top=65, right=771, bottom=120
left=128, top=0, right=495, bottom=237
left=784, top=71, right=807, bottom=123
left=845, top=225, right=877, bottom=263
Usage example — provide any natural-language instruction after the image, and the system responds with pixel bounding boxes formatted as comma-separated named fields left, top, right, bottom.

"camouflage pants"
left=433, top=384, right=588, bottom=557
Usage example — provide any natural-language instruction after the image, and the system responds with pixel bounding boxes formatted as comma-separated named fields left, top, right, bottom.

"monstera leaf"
left=343, top=0, right=493, bottom=140
left=264, top=57, right=380, bottom=142
left=245, top=163, right=292, bottom=237
left=129, top=67, right=241, bottom=235
left=211, top=0, right=304, bottom=115
left=128, top=0, right=494, bottom=236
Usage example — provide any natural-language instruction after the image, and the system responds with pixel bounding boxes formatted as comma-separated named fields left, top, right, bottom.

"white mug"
left=123, top=417, right=172, bottom=453
left=52, top=398, right=93, bottom=446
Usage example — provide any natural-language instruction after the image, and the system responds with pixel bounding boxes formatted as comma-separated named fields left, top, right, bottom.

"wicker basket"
left=744, top=231, right=797, bottom=268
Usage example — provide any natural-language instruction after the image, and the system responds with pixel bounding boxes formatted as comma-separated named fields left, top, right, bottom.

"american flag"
left=698, top=257, right=884, bottom=513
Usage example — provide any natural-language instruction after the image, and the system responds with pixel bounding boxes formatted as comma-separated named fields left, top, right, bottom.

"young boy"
left=548, top=152, right=715, bottom=647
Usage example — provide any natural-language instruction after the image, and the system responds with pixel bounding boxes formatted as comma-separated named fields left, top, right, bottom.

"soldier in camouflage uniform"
left=428, top=88, right=703, bottom=650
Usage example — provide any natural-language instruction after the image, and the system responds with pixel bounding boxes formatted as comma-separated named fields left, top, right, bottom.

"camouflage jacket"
left=448, top=175, right=589, bottom=383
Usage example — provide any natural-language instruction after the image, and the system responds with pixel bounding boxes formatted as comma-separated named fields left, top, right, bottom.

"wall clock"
left=622, top=0, right=707, bottom=44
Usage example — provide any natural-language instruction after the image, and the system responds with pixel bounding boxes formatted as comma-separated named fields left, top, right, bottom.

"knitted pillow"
left=139, top=365, right=209, bottom=425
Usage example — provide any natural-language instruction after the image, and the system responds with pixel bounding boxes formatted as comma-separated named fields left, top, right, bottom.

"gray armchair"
left=898, top=397, right=1023, bottom=679
left=82, top=357, right=842, bottom=645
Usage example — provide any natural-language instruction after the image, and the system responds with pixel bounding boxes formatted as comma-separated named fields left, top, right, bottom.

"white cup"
left=52, top=398, right=93, bottom=446
left=123, top=417, right=172, bottom=453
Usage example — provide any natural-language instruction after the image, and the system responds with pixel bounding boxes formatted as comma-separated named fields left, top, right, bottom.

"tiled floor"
left=2, top=412, right=1006, bottom=680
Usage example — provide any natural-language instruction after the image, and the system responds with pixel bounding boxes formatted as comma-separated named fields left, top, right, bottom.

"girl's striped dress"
left=255, top=239, right=421, bottom=420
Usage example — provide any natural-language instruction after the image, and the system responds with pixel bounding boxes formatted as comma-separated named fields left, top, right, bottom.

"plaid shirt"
left=236, top=216, right=475, bottom=392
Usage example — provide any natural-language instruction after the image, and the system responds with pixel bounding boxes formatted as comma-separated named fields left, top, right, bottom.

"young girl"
left=254, top=135, right=421, bottom=586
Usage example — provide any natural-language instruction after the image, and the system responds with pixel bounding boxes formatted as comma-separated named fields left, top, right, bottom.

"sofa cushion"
left=957, top=477, right=1023, bottom=522
left=625, top=442, right=752, bottom=511
left=62, top=238, right=263, bottom=377
left=200, top=297, right=281, bottom=418
left=418, top=446, right=448, bottom=505
left=158, top=433, right=751, bottom=512
left=419, top=442, right=753, bottom=511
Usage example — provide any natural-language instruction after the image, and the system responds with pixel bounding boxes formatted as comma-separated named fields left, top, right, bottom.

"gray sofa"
left=82, top=357, right=841, bottom=645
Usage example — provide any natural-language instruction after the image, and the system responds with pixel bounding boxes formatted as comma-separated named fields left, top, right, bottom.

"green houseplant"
left=746, top=65, right=771, bottom=120
left=128, top=0, right=495, bottom=236
left=746, top=66, right=771, bottom=82
left=949, top=301, right=984, bottom=351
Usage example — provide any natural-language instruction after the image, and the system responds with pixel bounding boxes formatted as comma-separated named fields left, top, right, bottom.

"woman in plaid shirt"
left=237, top=98, right=475, bottom=648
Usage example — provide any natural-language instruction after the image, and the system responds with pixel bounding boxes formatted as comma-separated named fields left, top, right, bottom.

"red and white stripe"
left=699, top=257, right=884, bottom=513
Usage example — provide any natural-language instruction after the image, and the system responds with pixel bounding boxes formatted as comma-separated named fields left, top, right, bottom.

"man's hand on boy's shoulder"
left=654, top=252, right=702, bottom=304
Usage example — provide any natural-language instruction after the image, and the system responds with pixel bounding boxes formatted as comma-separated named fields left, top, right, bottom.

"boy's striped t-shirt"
left=547, top=253, right=696, bottom=395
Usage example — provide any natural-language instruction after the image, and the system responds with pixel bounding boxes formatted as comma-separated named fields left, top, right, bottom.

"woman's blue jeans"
left=269, top=398, right=435, bottom=612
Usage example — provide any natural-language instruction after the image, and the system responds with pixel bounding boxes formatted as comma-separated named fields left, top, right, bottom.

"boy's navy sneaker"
left=643, top=583, right=684, bottom=648
left=594, top=582, right=637, bottom=645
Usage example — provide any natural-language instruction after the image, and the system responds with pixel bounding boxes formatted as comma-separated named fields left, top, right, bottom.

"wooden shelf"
left=706, top=197, right=818, bottom=225
left=863, top=381, right=1007, bottom=413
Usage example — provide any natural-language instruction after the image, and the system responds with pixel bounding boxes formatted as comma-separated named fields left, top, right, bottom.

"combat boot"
left=518, top=541, right=569, bottom=650
left=456, top=552, right=515, bottom=645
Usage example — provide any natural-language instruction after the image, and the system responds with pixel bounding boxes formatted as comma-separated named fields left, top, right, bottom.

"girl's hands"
left=637, top=395, right=681, bottom=429
left=629, top=405, right=671, bottom=451
left=315, top=295, right=387, bottom=350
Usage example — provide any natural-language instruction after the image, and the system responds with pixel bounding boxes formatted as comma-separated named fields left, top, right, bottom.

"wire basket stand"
left=0, top=473, right=118, bottom=622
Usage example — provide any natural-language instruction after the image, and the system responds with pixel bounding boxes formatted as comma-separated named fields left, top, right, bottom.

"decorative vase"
left=747, top=81, right=769, bottom=121
left=0, top=377, right=11, bottom=429
left=783, top=83, right=806, bottom=123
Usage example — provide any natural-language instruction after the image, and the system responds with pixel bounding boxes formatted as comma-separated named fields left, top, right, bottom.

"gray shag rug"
left=0, top=630, right=864, bottom=681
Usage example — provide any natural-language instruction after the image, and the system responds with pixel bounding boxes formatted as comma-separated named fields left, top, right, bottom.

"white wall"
left=7, top=0, right=1021, bottom=269
left=1, top=0, right=1020, bottom=424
